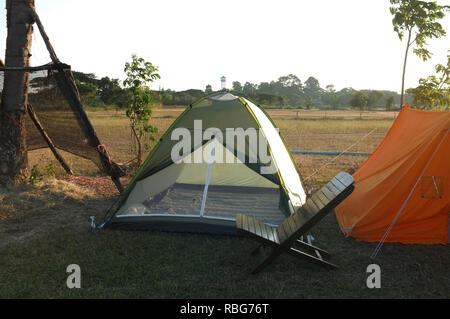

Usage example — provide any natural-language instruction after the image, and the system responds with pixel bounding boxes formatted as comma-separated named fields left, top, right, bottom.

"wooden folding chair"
left=236, top=172, right=354, bottom=274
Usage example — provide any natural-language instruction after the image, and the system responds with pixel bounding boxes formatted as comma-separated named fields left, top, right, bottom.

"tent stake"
left=26, top=104, right=73, bottom=175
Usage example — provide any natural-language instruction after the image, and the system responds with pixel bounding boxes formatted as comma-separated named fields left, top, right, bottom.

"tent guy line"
left=370, top=127, right=449, bottom=259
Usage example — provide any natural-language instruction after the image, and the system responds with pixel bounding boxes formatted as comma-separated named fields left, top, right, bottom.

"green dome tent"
left=102, top=93, right=307, bottom=234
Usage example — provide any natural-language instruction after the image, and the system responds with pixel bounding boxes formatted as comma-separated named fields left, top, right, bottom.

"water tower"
left=220, top=76, right=226, bottom=90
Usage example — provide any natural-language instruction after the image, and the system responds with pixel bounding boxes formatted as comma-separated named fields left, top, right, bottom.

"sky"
left=0, top=0, right=449, bottom=93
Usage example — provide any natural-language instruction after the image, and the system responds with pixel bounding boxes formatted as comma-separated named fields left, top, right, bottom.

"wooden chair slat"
left=271, top=227, right=279, bottom=244
left=300, top=203, right=317, bottom=225
left=303, top=199, right=319, bottom=216
left=330, top=177, right=346, bottom=192
left=337, top=172, right=354, bottom=187
left=310, top=193, right=325, bottom=210
left=235, top=172, right=354, bottom=274
left=320, top=185, right=335, bottom=202
left=254, top=218, right=263, bottom=238
left=325, top=182, right=341, bottom=197
left=259, top=223, right=268, bottom=241
left=316, top=190, right=331, bottom=208
left=248, top=216, right=256, bottom=235
left=289, top=210, right=302, bottom=230
left=263, top=224, right=273, bottom=242
left=277, top=223, right=289, bottom=243
left=284, top=216, right=297, bottom=236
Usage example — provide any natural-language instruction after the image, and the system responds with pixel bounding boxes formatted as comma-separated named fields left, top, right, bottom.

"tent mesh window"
left=117, top=138, right=287, bottom=226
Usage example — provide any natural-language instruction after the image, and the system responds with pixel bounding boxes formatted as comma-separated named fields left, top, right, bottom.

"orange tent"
left=335, top=106, right=449, bottom=245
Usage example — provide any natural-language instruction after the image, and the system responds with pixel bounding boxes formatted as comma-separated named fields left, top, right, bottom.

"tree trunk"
left=400, top=30, right=412, bottom=108
left=0, top=0, right=35, bottom=186
left=131, top=125, right=142, bottom=167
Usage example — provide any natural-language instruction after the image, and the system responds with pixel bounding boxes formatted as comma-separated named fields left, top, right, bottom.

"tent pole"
left=199, top=138, right=215, bottom=217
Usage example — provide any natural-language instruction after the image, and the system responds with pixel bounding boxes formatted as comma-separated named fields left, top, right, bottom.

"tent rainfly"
left=102, top=93, right=307, bottom=234
left=335, top=105, right=450, bottom=245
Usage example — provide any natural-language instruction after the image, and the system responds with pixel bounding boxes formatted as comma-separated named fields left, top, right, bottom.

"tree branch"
left=0, top=62, right=70, bottom=72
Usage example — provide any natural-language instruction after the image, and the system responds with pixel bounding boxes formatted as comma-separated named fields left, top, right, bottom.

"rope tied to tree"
left=1, top=110, right=27, bottom=134
left=97, top=144, right=113, bottom=173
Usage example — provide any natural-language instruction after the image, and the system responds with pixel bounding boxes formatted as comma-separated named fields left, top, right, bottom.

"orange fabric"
left=335, top=106, right=450, bottom=244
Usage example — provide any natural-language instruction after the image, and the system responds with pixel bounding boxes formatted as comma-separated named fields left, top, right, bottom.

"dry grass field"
left=1, top=108, right=449, bottom=299
left=28, top=108, right=396, bottom=190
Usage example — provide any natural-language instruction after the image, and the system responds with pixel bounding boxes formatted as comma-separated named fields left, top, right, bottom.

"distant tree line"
left=27, top=71, right=411, bottom=111
left=227, top=74, right=408, bottom=110
left=71, top=72, right=206, bottom=108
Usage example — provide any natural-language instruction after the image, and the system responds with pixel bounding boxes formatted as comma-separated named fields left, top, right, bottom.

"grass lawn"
left=1, top=109, right=448, bottom=299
